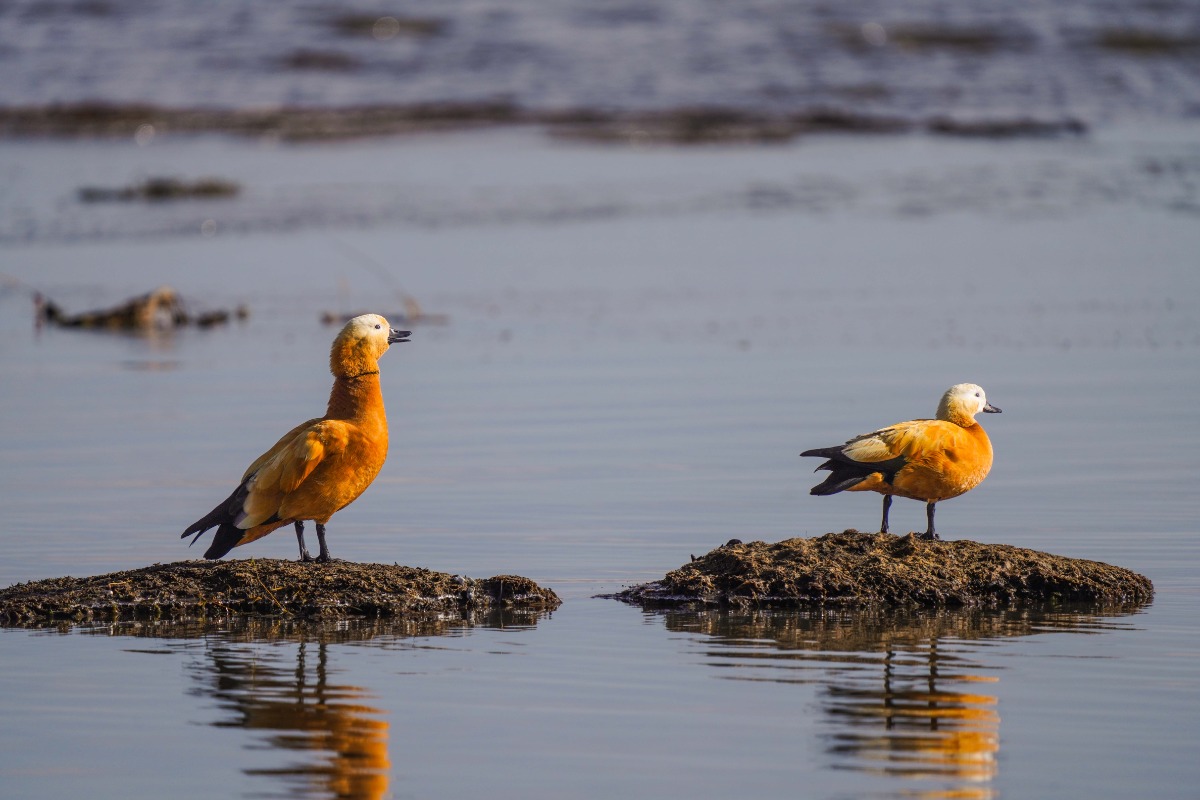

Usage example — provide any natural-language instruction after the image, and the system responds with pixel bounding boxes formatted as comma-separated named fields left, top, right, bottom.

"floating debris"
left=0, top=102, right=1091, bottom=144
left=549, top=107, right=911, bottom=145
left=320, top=293, right=449, bottom=328
left=0, top=101, right=523, bottom=142
left=885, top=24, right=1033, bottom=53
left=78, top=177, right=240, bottom=203
left=1094, top=29, right=1200, bottom=56
left=321, top=310, right=449, bottom=327
left=36, top=286, right=249, bottom=331
left=829, top=22, right=1035, bottom=54
left=928, top=116, right=1087, bottom=138
left=279, top=49, right=361, bottom=72
left=610, top=531, right=1153, bottom=609
left=0, top=560, right=561, bottom=626
left=328, top=12, right=447, bottom=39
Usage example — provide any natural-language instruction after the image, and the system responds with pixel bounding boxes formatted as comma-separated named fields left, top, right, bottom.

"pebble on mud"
left=0, top=560, right=561, bottom=626
left=611, top=531, right=1153, bottom=609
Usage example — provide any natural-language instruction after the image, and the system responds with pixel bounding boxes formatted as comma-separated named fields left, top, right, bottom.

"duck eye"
left=375, top=323, right=381, bottom=329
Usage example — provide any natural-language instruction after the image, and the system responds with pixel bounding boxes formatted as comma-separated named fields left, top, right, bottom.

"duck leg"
left=315, top=523, right=332, bottom=563
left=880, top=495, right=893, bottom=534
left=922, top=502, right=940, bottom=540
left=295, top=521, right=316, bottom=562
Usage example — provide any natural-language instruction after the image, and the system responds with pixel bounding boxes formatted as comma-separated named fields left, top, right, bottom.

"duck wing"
left=802, top=420, right=927, bottom=494
left=181, top=418, right=352, bottom=558
left=236, top=420, right=352, bottom=530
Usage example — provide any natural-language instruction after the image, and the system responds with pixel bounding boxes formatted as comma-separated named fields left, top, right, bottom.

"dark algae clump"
left=613, top=531, right=1153, bottom=609
left=0, top=560, right=560, bottom=626
left=78, top=176, right=240, bottom=202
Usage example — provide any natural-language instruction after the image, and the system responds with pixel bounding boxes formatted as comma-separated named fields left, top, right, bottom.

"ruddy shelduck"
left=182, top=314, right=410, bottom=561
left=801, top=383, right=1001, bottom=540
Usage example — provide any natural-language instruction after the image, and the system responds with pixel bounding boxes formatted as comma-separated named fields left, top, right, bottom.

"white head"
left=937, top=383, right=1001, bottom=425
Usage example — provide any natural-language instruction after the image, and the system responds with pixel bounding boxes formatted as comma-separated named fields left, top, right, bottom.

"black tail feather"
left=801, top=447, right=906, bottom=495
left=810, top=470, right=873, bottom=496
left=800, top=446, right=844, bottom=461
left=181, top=483, right=248, bottom=550
left=203, top=523, right=247, bottom=560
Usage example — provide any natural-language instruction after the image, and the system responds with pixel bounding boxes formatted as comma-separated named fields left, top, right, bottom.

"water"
left=1, top=603, right=1194, bottom=799
left=2, top=4, right=1200, bottom=797
left=2, top=125, right=1198, bottom=799
left=2, top=0, right=1199, bottom=123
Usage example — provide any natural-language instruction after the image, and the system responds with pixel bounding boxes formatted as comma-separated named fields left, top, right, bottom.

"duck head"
left=937, top=383, right=1001, bottom=426
left=330, top=313, right=411, bottom=378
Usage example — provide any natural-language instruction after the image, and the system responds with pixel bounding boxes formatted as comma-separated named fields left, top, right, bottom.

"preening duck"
left=801, top=383, right=1001, bottom=540
left=182, top=314, right=410, bottom=561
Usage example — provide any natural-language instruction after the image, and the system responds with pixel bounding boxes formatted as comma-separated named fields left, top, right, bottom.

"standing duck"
left=182, top=314, right=410, bottom=560
left=801, top=383, right=1001, bottom=540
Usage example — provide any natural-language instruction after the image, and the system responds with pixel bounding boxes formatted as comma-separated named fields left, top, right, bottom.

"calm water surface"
left=1, top=128, right=1199, bottom=799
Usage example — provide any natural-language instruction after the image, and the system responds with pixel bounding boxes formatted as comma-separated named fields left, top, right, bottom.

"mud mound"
left=613, top=531, right=1153, bottom=608
left=0, top=560, right=560, bottom=626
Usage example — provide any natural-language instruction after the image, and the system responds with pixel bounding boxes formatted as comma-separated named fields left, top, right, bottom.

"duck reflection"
left=824, top=639, right=999, bottom=797
left=658, top=604, right=1145, bottom=799
left=139, top=611, right=544, bottom=800
left=199, top=638, right=389, bottom=800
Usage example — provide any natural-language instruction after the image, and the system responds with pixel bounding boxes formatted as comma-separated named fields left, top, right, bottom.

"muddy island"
left=0, top=560, right=560, bottom=626
left=612, top=531, right=1153, bottom=609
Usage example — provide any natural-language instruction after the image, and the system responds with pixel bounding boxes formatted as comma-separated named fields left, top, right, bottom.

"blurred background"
left=3, top=0, right=1200, bottom=120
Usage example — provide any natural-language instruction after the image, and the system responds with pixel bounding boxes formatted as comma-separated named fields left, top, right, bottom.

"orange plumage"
left=801, top=383, right=1001, bottom=540
left=182, top=314, right=410, bottom=560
